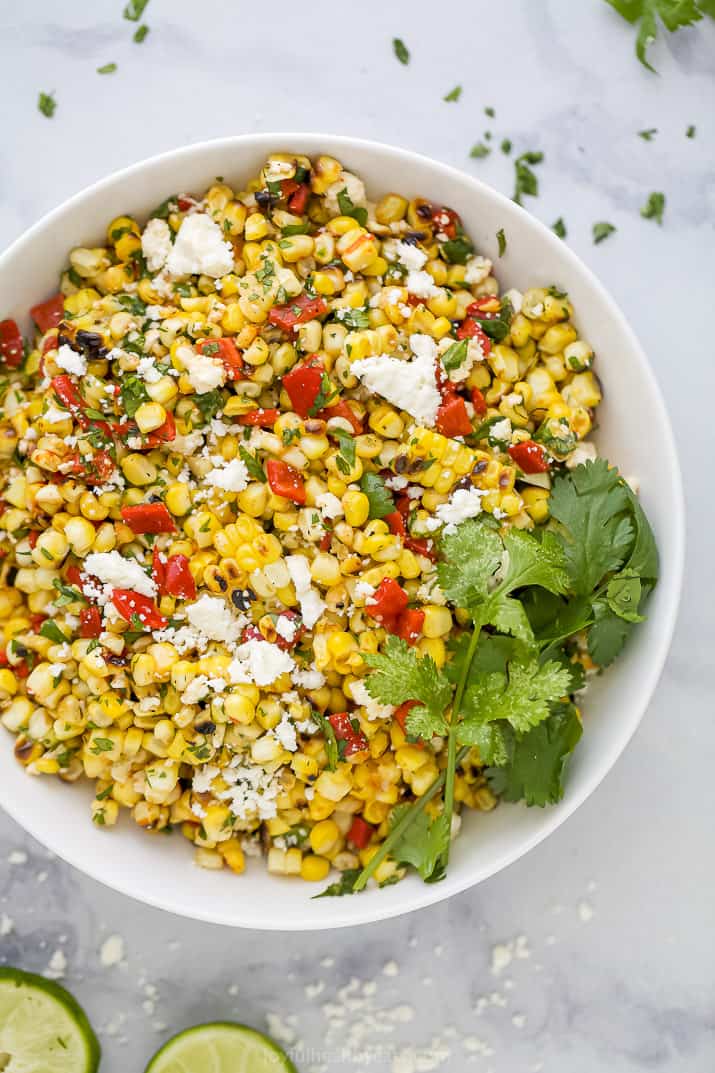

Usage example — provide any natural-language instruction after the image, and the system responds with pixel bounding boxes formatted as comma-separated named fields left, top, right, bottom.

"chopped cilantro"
left=501, top=138, right=512, bottom=154
left=513, top=151, right=544, bottom=205
left=638, top=128, right=657, bottom=140
left=97, top=63, right=117, bottom=74
left=238, top=445, right=266, bottom=483
left=496, top=227, right=507, bottom=256
left=469, top=142, right=491, bottom=160
left=392, top=37, right=409, bottom=65
left=443, top=85, right=462, bottom=102
left=337, top=188, right=367, bottom=227
left=640, top=190, right=665, bottom=224
left=552, top=217, right=567, bottom=239
left=134, top=24, right=150, bottom=42
left=38, top=92, right=56, bottom=118
left=686, top=124, right=696, bottom=138
left=123, top=0, right=149, bottom=20
left=593, top=221, right=617, bottom=244
left=359, top=472, right=395, bottom=519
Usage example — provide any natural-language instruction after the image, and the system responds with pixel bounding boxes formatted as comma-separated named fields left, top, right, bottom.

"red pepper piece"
left=266, top=459, right=306, bottom=504
left=321, top=400, right=364, bottom=434
left=396, top=608, right=425, bottom=645
left=273, top=609, right=304, bottom=651
left=471, top=387, right=488, bottom=417
left=79, top=606, right=102, bottom=639
left=436, top=395, right=473, bottom=438
left=318, top=529, right=332, bottom=551
left=30, top=613, right=47, bottom=633
left=385, top=511, right=406, bottom=537
left=405, top=536, right=437, bottom=562
left=281, top=180, right=310, bottom=214
left=431, top=204, right=461, bottom=240
left=27, top=531, right=39, bottom=549
left=237, top=408, right=280, bottom=428
left=145, top=411, right=176, bottom=447
left=0, top=319, right=24, bottom=367
left=111, top=589, right=167, bottom=630
left=394, top=700, right=425, bottom=746
left=197, top=337, right=244, bottom=380
left=0, top=648, right=8, bottom=666
left=456, top=319, right=492, bottom=355
left=70, top=449, right=115, bottom=486
left=30, top=294, right=64, bottom=333
left=328, top=712, right=369, bottom=758
left=367, top=577, right=409, bottom=626
left=268, top=293, right=328, bottom=332
left=163, top=554, right=197, bottom=600
left=508, top=440, right=550, bottom=474
left=347, top=815, right=375, bottom=849
left=177, top=195, right=196, bottom=211
left=50, top=375, right=90, bottom=429
left=282, top=358, right=324, bottom=418
left=121, top=503, right=176, bottom=535
left=65, top=564, right=87, bottom=593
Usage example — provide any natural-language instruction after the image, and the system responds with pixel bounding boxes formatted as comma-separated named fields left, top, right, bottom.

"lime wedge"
left=145, top=1022, right=297, bottom=1073
left=0, top=967, right=100, bottom=1073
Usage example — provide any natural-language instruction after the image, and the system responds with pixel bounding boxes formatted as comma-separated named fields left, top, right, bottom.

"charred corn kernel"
left=375, top=193, right=408, bottom=224
left=134, top=401, right=167, bottom=434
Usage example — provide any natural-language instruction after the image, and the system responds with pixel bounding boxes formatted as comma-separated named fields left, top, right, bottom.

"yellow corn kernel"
left=219, top=838, right=246, bottom=874
left=309, top=818, right=340, bottom=856
left=244, top=213, right=270, bottom=241
left=342, top=490, right=369, bottom=527
left=314, top=768, right=353, bottom=802
left=134, top=402, right=167, bottom=434
left=301, top=855, right=331, bottom=882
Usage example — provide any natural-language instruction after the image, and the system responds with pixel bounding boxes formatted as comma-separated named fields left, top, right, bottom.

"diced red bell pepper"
left=51, top=375, right=89, bottom=428
left=163, top=554, right=197, bottom=600
left=394, top=700, right=425, bottom=746
left=456, top=319, right=492, bottom=355
left=266, top=459, right=306, bottom=504
left=177, top=195, right=196, bottom=211
left=396, top=608, right=425, bottom=645
left=27, top=531, right=39, bottom=549
left=65, top=564, right=87, bottom=593
left=319, top=529, right=332, bottom=551
left=471, top=387, right=488, bottom=417
left=30, top=294, right=64, bottom=333
left=145, top=411, right=176, bottom=447
left=111, top=589, right=167, bottom=630
left=151, top=546, right=166, bottom=590
left=282, top=180, right=310, bottom=214
left=30, top=613, right=47, bottom=633
left=508, top=440, right=550, bottom=474
left=436, top=395, right=473, bottom=438
left=197, top=337, right=244, bottom=380
left=79, top=606, right=102, bottom=639
left=237, top=408, right=280, bottom=428
left=385, top=511, right=406, bottom=537
left=328, top=712, right=369, bottom=758
left=367, top=577, right=409, bottom=626
left=71, top=449, right=115, bottom=486
left=268, top=293, right=328, bottom=332
left=42, top=332, right=59, bottom=355
left=282, top=358, right=324, bottom=418
left=347, top=815, right=375, bottom=849
left=321, top=400, right=364, bottom=434
left=0, top=319, right=24, bottom=367
left=121, top=503, right=176, bottom=535
left=406, top=536, right=437, bottom=561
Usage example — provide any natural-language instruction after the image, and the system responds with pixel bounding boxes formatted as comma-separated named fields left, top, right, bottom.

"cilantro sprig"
left=322, top=458, right=657, bottom=897
left=604, top=0, right=713, bottom=71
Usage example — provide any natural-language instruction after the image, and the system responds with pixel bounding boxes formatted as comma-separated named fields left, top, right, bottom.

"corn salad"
left=0, top=153, right=603, bottom=884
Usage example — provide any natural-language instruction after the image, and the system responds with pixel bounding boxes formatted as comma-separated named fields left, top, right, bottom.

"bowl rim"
left=0, top=133, right=685, bottom=929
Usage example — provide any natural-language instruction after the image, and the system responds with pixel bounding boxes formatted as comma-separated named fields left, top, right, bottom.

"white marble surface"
left=1, top=2, right=714, bottom=1070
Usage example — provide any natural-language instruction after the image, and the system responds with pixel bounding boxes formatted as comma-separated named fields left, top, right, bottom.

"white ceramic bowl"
left=0, top=134, right=684, bottom=929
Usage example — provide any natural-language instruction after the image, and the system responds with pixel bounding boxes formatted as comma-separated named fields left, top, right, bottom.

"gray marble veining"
left=1, top=2, right=714, bottom=1070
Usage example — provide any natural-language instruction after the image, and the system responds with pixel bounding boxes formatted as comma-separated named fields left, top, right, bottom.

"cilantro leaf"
left=39, top=620, right=70, bottom=644
left=549, top=459, right=634, bottom=595
left=311, top=710, right=341, bottom=771
left=496, top=228, right=507, bottom=256
left=487, top=702, right=582, bottom=806
left=387, top=806, right=449, bottom=882
left=440, top=339, right=468, bottom=372
left=593, top=221, right=617, bottom=244
left=194, top=389, right=224, bottom=422
left=604, top=0, right=705, bottom=71
left=641, top=190, right=665, bottom=223
left=606, top=568, right=645, bottom=622
left=97, top=63, right=117, bottom=75
left=120, top=375, right=149, bottom=418
left=499, top=529, right=571, bottom=597
left=587, top=602, right=634, bottom=665
left=359, top=472, right=395, bottom=519
left=314, top=868, right=360, bottom=898
left=123, top=0, right=150, bottom=21
left=552, top=217, right=567, bottom=238
left=238, top=445, right=266, bottom=483
left=513, top=151, right=544, bottom=205
left=459, top=657, right=573, bottom=738
left=337, top=188, right=367, bottom=227
left=332, top=428, right=356, bottom=476
left=38, top=91, right=56, bottom=118
left=438, top=519, right=502, bottom=612
left=470, top=143, right=491, bottom=160
left=443, top=85, right=462, bottom=102
left=364, top=635, right=452, bottom=738
left=392, top=38, right=410, bottom=64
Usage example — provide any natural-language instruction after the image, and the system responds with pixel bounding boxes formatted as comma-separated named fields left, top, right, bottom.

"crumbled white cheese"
left=431, top=486, right=485, bottom=533
left=351, top=334, right=441, bottom=427
left=292, top=667, right=326, bottom=690
left=406, top=270, right=440, bottom=300
left=490, top=417, right=512, bottom=443
left=56, top=344, right=87, bottom=377
left=350, top=679, right=394, bottom=721
left=43, top=405, right=71, bottom=425
left=166, top=214, right=234, bottom=278
left=353, top=580, right=376, bottom=603
left=181, top=675, right=212, bottom=705
left=186, top=594, right=242, bottom=645
left=273, top=711, right=298, bottom=752
left=83, top=550, right=157, bottom=597
left=170, top=430, right=205, bottom=455
left=316, top=492, right=344, bottom=520
left=136, top=356, right=163, bottom=384
left=215, top=760, right=284, bottom=821
left=230, top=639, right=295, bottom=687
left=503, top=287, right=523, bottom=314
left=177, top=344, right=226, bottom=394
left=275, top=615, right=298, bottom=642
left=99, top=934, right=125, bottom=968
left=141, top=218, right=173, bottom=272
left=395, top=241, right=428, bottom=272
left=192, top=764, right=219, bottom=794
left=205, top=456, right=249, bottom=493
left=463, top=255, right=493, bottom=286
left=286, top=555, right=326, bottom=630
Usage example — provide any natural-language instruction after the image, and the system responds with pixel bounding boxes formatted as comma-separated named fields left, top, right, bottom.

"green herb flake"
left=496, top=228, right=507, bottom=256
left=337, top=188, right=367, bottom=228
left=443, top=85, right=462, bottom=102
left=593, top=221, right=617, bottom=244
left=686, top=124, right=696, bottom=138
left=123, top=0, right=149, bottom=21
left=38, top=92, right=56, bottom=118
left=501, top=138, right=513, bottom=155
left=470, top=142, right=491, bottom=160
left=238, top=445, right=266, bottom=483
left=638, top=128, right=657, bottom=140
left=640, top=191, right=665, bottom=224
left=552, top=217, right=567, bottom=239
left=513, top=151, right=544, bottom=205
left=359, top=472, right=395, bottom=519
left=134, top=23, right=150, bottom=43
left=392, top=37, right=410, bottom=65
left=97, top=63, right=117, bottom=75
left=484, top=106, right=495, bottom=117
left=39, top=620, right=69, bottom=644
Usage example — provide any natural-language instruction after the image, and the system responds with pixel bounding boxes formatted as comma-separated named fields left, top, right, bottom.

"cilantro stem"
left=352, top=746, right=470, bottom=893
left=440, top=621, right=482, bottom=871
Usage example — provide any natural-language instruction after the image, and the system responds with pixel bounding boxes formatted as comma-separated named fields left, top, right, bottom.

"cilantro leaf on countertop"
left=641, top=190, right=666, bottom=224
left=392, top=37, right=410, bottom=65
left=552, top=217, right=567, bottom=239
left=593, top=221, right=617, bottom=244
left=487, top=702, right=583, bottom=806
left=443, top=85, right=462, bottom=102
left=470, top=143, right=491, bottom=159
left=359, top=472, right=395, bottom=519
left=638, top=127, right=658, bottom=140
left=38, top=91, right=56, bottom=118
left=604, top=0, right=709, bottom=72
left=513, top=151, right=544, bottom=205
left=123, top=0, right=150, bottom=20
left=364, top=635, right=451, bottom=739
left=387, top=806, right=449, bottom=882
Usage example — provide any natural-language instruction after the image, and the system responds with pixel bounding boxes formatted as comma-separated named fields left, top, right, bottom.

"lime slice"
left=0, top=967, right=100, bottom=1073
left=145, top=1022, right=297, bottom=1073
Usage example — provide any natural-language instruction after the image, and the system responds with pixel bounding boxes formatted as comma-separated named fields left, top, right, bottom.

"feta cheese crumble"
left=286, top=554, right=326, bottom=629
left=186, top=594, right=242, bottom=645
left=176, top=344, right=226, bottom=394
left=205, top=456, right=249, bottom=493
left=55, top=344, right=87, bottom=377
left=83, top=550, right=157, bottom=597
left=351, top=333, right=441, bottom=427
left=166, top=213, right=234, bottom=278
left=141, top=218, right=173, bottom=273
